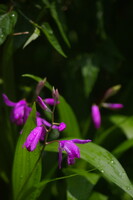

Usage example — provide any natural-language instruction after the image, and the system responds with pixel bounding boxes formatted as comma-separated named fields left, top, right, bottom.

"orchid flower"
left=23, top=126, right=46, bottom=151
left=58, top=139, right=91, bottom=168
left=36, top=117, right=66, bottom=132
left=2, top=94, right=31, bottom=126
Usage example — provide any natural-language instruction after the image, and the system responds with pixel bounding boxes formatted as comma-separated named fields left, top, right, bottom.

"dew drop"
left=11, top=14, right=15, bottom=17
left=110, top=160, right=114, bottom=164
left=126, top=186, right=131, bottom=191
left=101, top=170, right=104, bottom=173
left=0, top=34, right=4, bottom=38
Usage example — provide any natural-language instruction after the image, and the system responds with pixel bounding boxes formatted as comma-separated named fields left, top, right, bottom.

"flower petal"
left=71, top=139, right=91, bottom=144
left=44, top=98, right=60, bottom=105
left=2, top=94, right=17, bottom=107
left=102, top=103, right=124, bottom=110
left=23, top=126, right=45, bottom=151
left=91, top=104, right=101, bottom=129
left=36, top=96, right=51, bottom=112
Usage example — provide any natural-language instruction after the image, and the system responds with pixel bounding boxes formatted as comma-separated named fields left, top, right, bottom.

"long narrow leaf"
left=12, top=103, right=42, bottom=200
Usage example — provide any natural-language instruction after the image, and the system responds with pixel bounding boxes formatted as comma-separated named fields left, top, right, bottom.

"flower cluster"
left=91, top=85, right=123, bottom=129
left=2, top=88, right=91, bottom=168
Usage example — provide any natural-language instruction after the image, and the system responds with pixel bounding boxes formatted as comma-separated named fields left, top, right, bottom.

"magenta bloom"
left=36, top=96, right=50, bottom=112
left=36, top=117, right=66, bottom=132
left=58, top=139, right=91, bottom=168
left=2, top=94, right=31, bottom=125
left=102, top=103, right=123, bottom=110
left=91, top=104, right=101, bottom=129
left=44, top=98, right=60, bottom=105
left=23, top=126, right=46, bottom=151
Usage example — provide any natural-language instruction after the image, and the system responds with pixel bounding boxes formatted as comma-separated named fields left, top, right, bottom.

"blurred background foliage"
left=0, top=0, right=133, bottom=199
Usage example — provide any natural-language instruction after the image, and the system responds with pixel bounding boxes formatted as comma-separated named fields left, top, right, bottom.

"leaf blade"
left=12, top=103, right=42, bottom=200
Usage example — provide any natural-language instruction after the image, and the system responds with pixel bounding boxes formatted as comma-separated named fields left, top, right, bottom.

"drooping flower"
left=58, top=139, right=91, bottom=168
left=23, top=126, right=46, bottom=151
left=101, top=103, right=123, bottom=110
left=36, top=96, right=51, bottom=112
left=91, top=104, right=101, bottom=129
left=2, top=94, right=31, bottom=126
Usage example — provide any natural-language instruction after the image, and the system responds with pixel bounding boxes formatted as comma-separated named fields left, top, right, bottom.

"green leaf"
left=110, top=115, right=133, bottom=139
left=45, top=142, right=133, bottom=198
left=23, top=28, right=40, bottom=48
left=81, top=57, right=99, bottom=97
left=50, top=1, right=70, bottom=47
left=12, top=103, right=42, bottom=200
left=58, top=96, right=81, bottom=137
left=41, top=22, right=67, bottom=57
left=22, top=74, right=42, bottom=82
left=89, top=192, right=108, bottom=200
left=22, top=74, right=53, bottom=90
left=79, top=143, right=133, bottom=198
left=65, top=169, right=100, bottom=200
left=0, top=11, right=17, bottom=45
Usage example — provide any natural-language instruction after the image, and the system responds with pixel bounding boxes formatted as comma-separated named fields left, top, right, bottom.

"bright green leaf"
left=12, top=103, right=42, bottom=200
left=79, top=143, right=133, bottom=198
left=23, top=28, right=40, bottom=48
left=41, top=22, right=67, bottom=57
left=0, top=11, right=17, bottom=45
left=58, top=96, right=81, bottom=137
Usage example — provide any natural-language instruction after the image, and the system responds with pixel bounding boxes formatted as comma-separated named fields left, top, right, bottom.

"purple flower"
left=36, top=117, right=66, bottom=132
left=91, top=104, right=101, bottom=129
left=23, top=126, right=46, bottom=151
left=102, top=103, right=123, bottom=110
left=2, top=94, right=31, bottom=125
left=58, top=139, right=91, bottom=168
left=36, top=96, right=51, bottom=112
left=44, top=98, right=60, bottom=105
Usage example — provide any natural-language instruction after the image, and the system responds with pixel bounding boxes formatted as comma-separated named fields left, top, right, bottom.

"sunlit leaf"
left=12, top=103, right=42, bottom=200
left=58, top=96, right=81, bottom=137
left=0, top=11, right=17, bottom=45
left=41, top=22, right=67, bottom=57
left=23, top=28, right=40, bottom=48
